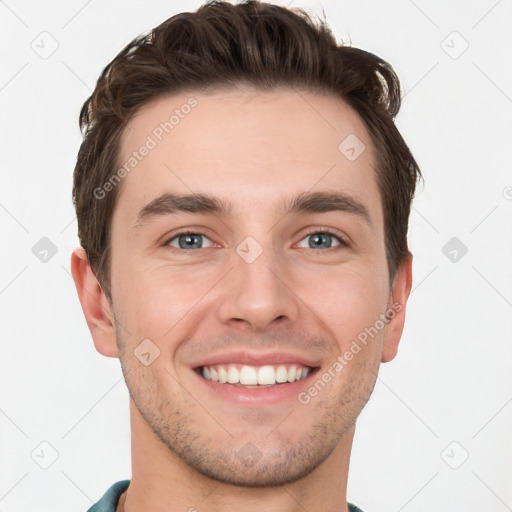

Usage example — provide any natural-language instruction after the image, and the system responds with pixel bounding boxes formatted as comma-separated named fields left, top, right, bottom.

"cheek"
left=302, top=266, right=389, bottom=352
left=112, top=260, right=214, bottom=342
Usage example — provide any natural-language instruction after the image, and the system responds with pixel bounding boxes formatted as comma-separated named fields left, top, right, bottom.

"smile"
left=198, top=363, right=312, bottom=387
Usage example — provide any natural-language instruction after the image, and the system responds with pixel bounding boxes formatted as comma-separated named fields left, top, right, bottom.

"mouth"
left=192, top=362, right=320, bottom=404
left=194, top=363, right=314, bottom=387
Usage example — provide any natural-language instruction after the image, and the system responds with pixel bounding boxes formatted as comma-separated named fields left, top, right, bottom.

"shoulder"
left=86, top=480, right=130, bottom=512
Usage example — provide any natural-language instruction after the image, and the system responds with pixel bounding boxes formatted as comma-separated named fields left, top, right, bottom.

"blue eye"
left=297, top=232, right=344, bottom=249
left=168, top=233, right=213, bottom=249
left=165, top=231, right=346, bottom=251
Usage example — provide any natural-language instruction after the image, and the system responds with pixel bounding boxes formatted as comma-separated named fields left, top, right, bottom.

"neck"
left=123, top=400, right=354, bottom=512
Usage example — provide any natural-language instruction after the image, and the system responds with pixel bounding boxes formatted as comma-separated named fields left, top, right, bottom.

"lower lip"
left=193, top=368, right=318, bottom=405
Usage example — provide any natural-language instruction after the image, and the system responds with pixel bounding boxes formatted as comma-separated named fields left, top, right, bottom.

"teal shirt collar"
left=87, top=480, right=365, bottom=512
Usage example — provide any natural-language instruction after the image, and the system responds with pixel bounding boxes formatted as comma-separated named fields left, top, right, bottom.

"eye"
left=297, top=231, right=346, bottom=250
left=167, top=232, right=213, bottom=250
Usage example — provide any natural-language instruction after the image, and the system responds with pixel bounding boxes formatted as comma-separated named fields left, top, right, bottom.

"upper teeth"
left=201, top=364, right=310, bottom=385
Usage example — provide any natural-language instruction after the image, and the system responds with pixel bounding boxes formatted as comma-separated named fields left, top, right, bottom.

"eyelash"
left=163, top=229, right=349, bottom=251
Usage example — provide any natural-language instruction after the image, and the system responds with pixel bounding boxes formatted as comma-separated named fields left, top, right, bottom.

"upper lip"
left=191, top=351, right=321, bottom=369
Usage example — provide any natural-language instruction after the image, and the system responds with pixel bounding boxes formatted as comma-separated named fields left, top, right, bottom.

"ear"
left=381, top=253, right=413, bottom=363
left=71, top=247, right=119, bottom=357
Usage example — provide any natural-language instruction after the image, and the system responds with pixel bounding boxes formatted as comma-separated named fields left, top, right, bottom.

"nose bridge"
left=216, top=236, right=299, bottom=330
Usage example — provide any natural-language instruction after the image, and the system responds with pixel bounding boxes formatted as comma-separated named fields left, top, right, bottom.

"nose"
left=216, top=243, right=300, bottom=332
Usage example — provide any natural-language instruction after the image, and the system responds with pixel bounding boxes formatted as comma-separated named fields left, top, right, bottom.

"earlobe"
left=381, top=254, right=413, bottom=363
left=70, top=247, right=119, bottom=358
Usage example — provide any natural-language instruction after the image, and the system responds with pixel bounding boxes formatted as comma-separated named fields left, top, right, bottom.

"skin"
left=72, top=86, right=412, bottom=512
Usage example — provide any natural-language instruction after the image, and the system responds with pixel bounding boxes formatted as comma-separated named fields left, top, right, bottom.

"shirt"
left=87, top=480, right=366, bottom=512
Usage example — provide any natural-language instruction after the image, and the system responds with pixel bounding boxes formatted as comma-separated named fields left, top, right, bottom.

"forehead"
left=114, top=87, right=381, bottom=225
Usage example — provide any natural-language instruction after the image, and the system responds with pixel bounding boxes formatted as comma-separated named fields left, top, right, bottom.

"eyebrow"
left=134, top=191, right=371, bottom=228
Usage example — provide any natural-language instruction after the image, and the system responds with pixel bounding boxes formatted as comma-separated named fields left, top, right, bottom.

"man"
left=71, top=1, right=420, bottom=510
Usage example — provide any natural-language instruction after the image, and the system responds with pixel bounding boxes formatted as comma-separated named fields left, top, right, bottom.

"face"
left=104, top=87, right=407, bottom=486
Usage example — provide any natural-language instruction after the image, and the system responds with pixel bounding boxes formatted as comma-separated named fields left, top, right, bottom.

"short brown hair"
left=73, top=0, right=421, bottom=300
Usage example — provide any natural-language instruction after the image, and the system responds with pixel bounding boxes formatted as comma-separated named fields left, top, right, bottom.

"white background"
left=1, top=1, right=511, bottom=511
